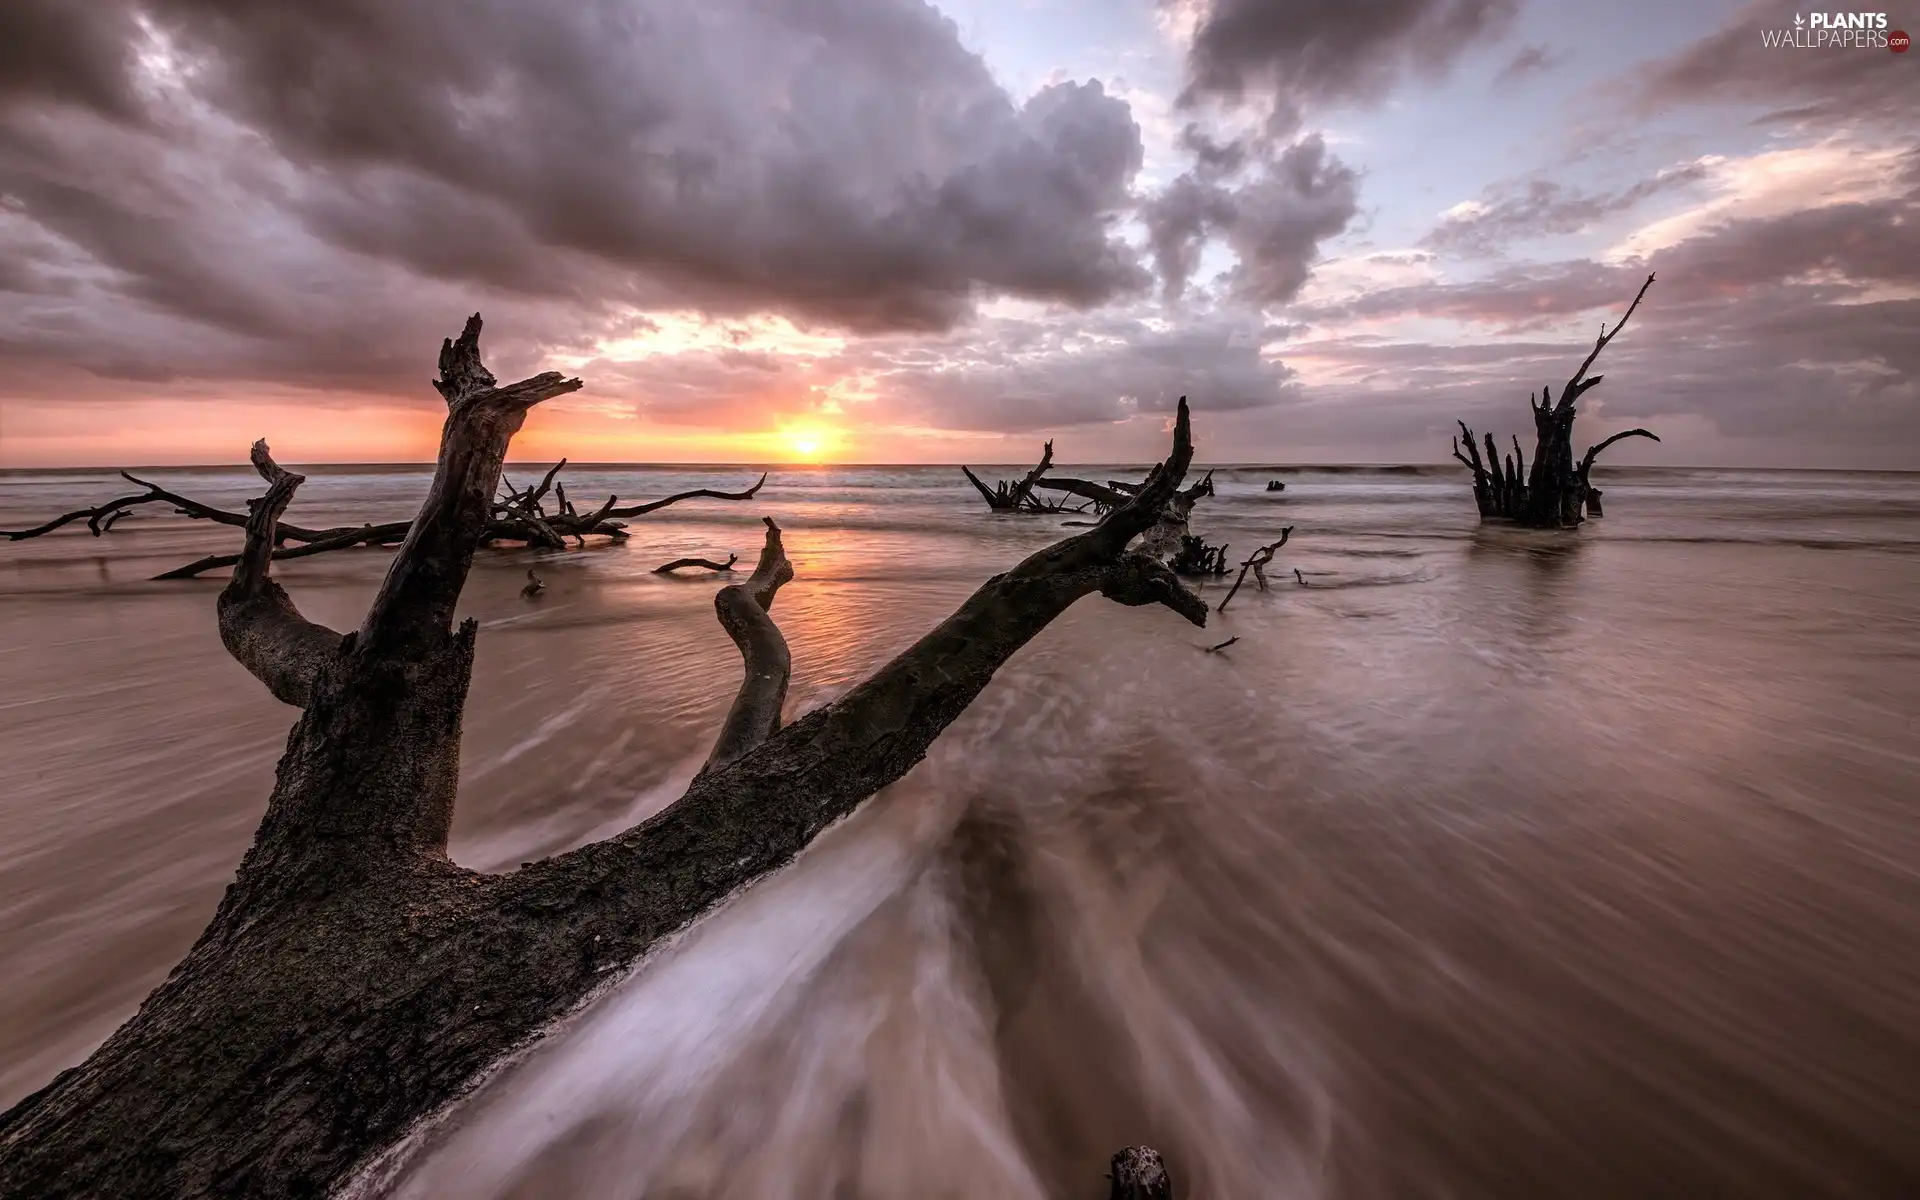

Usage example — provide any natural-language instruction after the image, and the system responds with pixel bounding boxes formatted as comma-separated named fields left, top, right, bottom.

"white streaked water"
left=2, top=462, right=1918, bottom=1197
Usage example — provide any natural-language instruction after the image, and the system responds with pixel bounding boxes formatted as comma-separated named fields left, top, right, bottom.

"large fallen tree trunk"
left=2, top=451, right=767, bottom=580
left=1451, top=272, right=1661, bottom=528
left=0, top=315, right=1211, bottom=1200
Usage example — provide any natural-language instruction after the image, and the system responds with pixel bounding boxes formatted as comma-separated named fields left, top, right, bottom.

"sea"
left=1, top=462, right=1917, bottom=1198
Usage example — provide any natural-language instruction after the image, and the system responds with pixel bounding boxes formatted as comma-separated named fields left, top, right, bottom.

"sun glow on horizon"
left=774, top=420, right=843, bottom=462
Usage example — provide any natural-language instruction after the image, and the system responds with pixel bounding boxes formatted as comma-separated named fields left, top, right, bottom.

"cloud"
left=1142, top=134, right=1360, bottom=303
left=1294, top=166, right=1920, bottom=453
left=1420, top=163, right=1711, bottom=257
left=1492, top=43, right=1564, bottom=89
left=1167, top=0, right=1519, bottom=129
left=0, top=0, right=1157, bottom=400
left=1633, top=0, right=1918, bottom=125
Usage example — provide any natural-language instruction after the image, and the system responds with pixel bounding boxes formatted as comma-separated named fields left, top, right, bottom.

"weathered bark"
left=1136, top=468, right=1215, bottom=562
left=1450, top=273, right=1659, bottom=527
left=701, top=517, right=793, bottom=772
left=961, top=439, right=1055, bottom=512
left=1109, top=1146, right=1173, bottom=1199
left=0, top=320, right=1211, bottom=1200
left=1217, top=528, right=1294, bottom=613
left=2, top=440, right=766, bottom=579
left=215, top=441, right=347, bottom=707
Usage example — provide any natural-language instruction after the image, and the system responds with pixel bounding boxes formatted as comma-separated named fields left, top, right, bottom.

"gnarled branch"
left=702, top=518, right=795, bottom=771
left=1217, top=527, right=1294, bottom=613
left=214, top=440, right=345, bottom=708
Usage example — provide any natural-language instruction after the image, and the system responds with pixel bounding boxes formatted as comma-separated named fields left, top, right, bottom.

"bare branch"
left=1217, top=527, right=1293, bottom=613
left=703, top=518, right=796, bottom=771
left=1559, top=271, right=1655, bottom=410
left=358, top=315, right=583, bottom=656
left=1579, top=427, right=1662, bottom=478
left=509, top=400, right=1207, bottom=935
left=652, top=554, right=740, bottom=575
left=215, top=441, right=345, bottom=708
left=603, top=473, right=768, bottom=520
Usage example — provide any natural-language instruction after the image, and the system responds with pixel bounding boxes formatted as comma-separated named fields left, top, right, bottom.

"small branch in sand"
left=1206, top=636, right=1240, bottom=653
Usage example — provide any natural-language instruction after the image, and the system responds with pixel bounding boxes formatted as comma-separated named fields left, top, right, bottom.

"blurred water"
left=2, top=462, right=1918, bottom=1198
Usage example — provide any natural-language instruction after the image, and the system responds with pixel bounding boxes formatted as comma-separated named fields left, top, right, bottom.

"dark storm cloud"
left=1420, top=164, right=1711, bottom=258
left=0, top=0, right=142, bottom=119
left=1142, top=135, right=1360, bottom=303
left=0, top=0, right=1153, bottom=397
left=1168, top=0, right=1519, bottom=129
left=1634, top=0, right=1918, bottom=124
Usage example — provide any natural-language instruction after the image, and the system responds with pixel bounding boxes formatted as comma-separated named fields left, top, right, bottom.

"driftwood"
left=1217, top=528, right=1295, bottom=613
left=1170, top=534, right=1230, bottom=577
left=2, top=453, right=766, bottom=580
left=652, top=553, right=739, bottom=574
left=0, top=315, right=1213, bottom=1200
left=1451, top=272, right=1661, bottom=527
left=961, top=439, right=1059, bottom=512
left=1135, top=468, right=1216, bottom=562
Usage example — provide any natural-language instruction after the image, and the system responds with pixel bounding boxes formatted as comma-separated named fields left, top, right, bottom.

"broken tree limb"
left=0, top=327, right=1212, bottom=1200
left=1218, top=528, right=1294, bottom=613
left=1450, top=273, right=1659, bottom=527
left=1577, top=427, right=1661, bottom=517
left=4, top=450, right=768, bottom=579
left=214, top=441, right=345, bottom=708
left=1034, top=475, right=1129, bottom=514
left=702, top=518, right=795, bottom=772
left=652, top=553, right=739, bottom=574
left=961, top=439, right=1055, bottom=512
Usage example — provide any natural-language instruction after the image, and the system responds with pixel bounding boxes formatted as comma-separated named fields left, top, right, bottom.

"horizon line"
left=2, top=460, right=1911, bottom=476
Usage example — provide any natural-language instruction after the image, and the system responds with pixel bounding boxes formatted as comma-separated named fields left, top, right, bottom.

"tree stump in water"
left=1450, top=273, right=1662, bottom=528
left=961, top=439, right=1058, bottom=512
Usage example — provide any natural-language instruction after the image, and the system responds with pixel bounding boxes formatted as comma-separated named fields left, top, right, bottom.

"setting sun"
left=777, top=422, right=841, bottom=461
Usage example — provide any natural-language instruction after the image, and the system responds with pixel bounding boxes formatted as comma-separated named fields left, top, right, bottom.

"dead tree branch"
left=4, top=447, right=767, bottom=577
left=961, top=439, right=1055, bottom=512
left=213, top=441, right=346, bottom=708
left=1218, top=528, right=1294, bottom=613
left=702, top=518, right=795, bottom=772
left=652, top=554, right=739, bottom=574
left=0, top=325, right=1212, bottom=1200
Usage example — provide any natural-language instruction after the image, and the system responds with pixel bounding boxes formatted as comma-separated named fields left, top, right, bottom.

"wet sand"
left=2, top=464, right=1917, bottom=1197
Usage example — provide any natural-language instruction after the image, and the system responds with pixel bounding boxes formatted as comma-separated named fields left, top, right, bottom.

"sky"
left=0, top=0, right=1915, bottom=468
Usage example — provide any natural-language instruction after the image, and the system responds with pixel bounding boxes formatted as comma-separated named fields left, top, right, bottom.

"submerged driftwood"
left=2, top=448, right=767, bottom=580
left=961, top=439, right=1063, bottom=512
left=1452, top=273, right=1662, bottom=527
left=0, top=315, right=1211, bottom=1200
